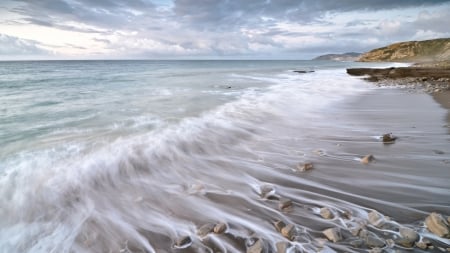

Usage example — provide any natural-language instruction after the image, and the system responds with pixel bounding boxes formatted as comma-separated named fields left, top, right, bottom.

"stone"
left=281, top=224, right=296, bottom=240
left=368, top=210, right=385, bottom=227
left=275, top=241, right=290, bottom=253
left=247, top=238, right=264, bottom=253
left=395, top=238, right=415, bottom=248
left=425, top=212, right=450, bottom=237
left=322, top=228, right=342, bottom=243
left=297, top=162, right=313, bottom=172
left=273, top=220, right=286, bottom=232
left=399, top=227, right=419, bottom=243
left=416, top=241, right=428, bottom=249
left=365, top=235, right=385, bottom=248
left=174, top=236, right=192, bottom=248
left=197, top=223, right=215, bottom=237
left=382, top=133, right=397, bottom=143
left=279, top=198, right=293, bottom=210
left=361, top=155, right=375, bottom=165
left=260, top=185, right=275, bottom=199
left=349, top=239, right=364, bottom=248
left=369, top=247, right=382, bottom=253
left=320, top=207, right=334, bottom=219
left=213, top=223, right=227, bottom=234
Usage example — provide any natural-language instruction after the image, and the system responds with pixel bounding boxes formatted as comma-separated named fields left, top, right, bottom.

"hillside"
left=358, top=38, right=450, bottom=62
left=313, top=52, right=361, bottom=61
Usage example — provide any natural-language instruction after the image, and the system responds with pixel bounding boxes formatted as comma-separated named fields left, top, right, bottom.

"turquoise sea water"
left=1, top=60, right=449, bottom=252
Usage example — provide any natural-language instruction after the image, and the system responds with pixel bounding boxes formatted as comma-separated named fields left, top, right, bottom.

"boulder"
left=213, top=223, right=227, bottom=234
left=361, top=155, right=375, bottom=165
left=323, top=228, right=342, bottom=243
left=273, top=220, right=286, bottom=232
left=320, top=207, right=334, bottom=219
left=399, top=227, right=419, bottom=243
left=297, top=162, right=314, bottom=172
left=425, top=212, right=450, bottom=237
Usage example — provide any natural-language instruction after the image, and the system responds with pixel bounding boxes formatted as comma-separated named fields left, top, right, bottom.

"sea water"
left=1, top=60, right=449, bottom=252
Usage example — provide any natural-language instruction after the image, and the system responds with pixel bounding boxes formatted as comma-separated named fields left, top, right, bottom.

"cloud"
left=0, top=33, right=50, bottom=56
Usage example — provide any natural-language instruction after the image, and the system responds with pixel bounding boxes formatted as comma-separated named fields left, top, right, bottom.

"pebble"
left=279, top=198, right=293, bottom=210
left=174, top=236, right=192, bottom=248
left=197, top=223, right=215, bottom=237
left=361, top=154, right=375, bottom=164
left=247, top=238, right=264, bottom=253
left=213, top=223, right=227, bottom=234
left=297, top=162, right=314, bottom=172
left=281, top=224, right=296, bottom=240
left=320, top=207, right=334, bottom=219
left=365, top=235, right=385, bottom=248
left=275, top=241, right=290, bottom=253
left=382, top=133, right=397, bottom=143
left=273, top=220, right=286, bottom=232
left=425, top=212, right=450, bottom=237
left=368, top=210, right=385, bottom=227
left=323, top=228, right=342, bottom=243
left=399, top=227, right=419, bottom=243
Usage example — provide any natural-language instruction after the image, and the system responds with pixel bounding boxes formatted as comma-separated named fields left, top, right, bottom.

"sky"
left=0, top=0, right=449, bottom=60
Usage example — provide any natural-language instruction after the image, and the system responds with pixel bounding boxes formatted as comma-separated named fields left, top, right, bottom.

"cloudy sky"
left=0, top=0, right=449, bottom=60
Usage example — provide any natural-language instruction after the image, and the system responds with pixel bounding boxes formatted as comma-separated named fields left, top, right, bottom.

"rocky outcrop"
left=358, top=38, right=450, bottom=62
left=314, top=52, right=361, bottom=61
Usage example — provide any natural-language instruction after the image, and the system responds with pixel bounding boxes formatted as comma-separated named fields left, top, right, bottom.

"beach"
left=0, top=60, right=449, bottom=253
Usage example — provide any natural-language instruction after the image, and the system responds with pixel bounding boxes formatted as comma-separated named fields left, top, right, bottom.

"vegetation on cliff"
left=358, top=38, right=450, bottom=62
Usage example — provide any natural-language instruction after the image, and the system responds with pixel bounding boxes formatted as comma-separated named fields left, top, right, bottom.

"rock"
left=386, top=239, right=395, bottom=248
left=281, top=224, right=296, bottom=240
left=293, top=70, right=314, bottom=74
left=365, top=235, right=385, bottom=248
left=369, top=247, right=382, bottom=253
left=197, top=223, right=215, bottom=237
left=361, top=154, right=375, bottom=164
left=425, top=212, right=450, bottom=237
left=259, top=185, right=275, bottom=199
left=368, top=210, right=385, bottom=227
left=213, top=222, right=227, bottom=234
left=348, top=222, right=364, bottom=236
left=416, top=241, right=428, bottom=249
left=395, top=238, right=415, bottom=248
left=275, top=241, right=290, bottom=253
left=323, top=228, right=342, bottom=243
left=399, top=227, right=419, bottom=243
left=320, top=207, right=334, bottom=219
left=349, top=239, right=364, bottom=248
left=174, top=236, right=192, bottom=248
left=279, top=198, right=293, bottom=210
left=297, top=162, right=314, bottom=172
left=382, top=133, right=397, bottom=143
left=273, top=220, right=286, bottom=232
left=247, top=238, right=265, bottom=253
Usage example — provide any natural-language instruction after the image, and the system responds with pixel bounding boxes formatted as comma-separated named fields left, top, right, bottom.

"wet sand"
left=433, top=90, right=450, bottom=133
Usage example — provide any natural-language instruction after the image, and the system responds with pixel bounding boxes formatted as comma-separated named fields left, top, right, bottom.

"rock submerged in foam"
left=297, top=162, right=314, bottom=172
left=425, top=212, right=450, bottom=237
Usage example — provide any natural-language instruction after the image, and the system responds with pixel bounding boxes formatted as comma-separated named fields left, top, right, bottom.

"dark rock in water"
left=247, top=238, right=265, bottom=253
left=197, top=223, right=215, bottom=237
left=425, top=212, right=450, bottom=237
left=273, top=220, right=286, bottom=232
left=365, top=235, right=385, bottom=248
left=297, top=162, right=314, bottom=172
left=174, top=236, right=192, bottom=248
left=279, top=198, right=293, bottom=210
left=213, top=222, right=227, bottom=234
left=293, top=70, right=314, bottom=74
left=382, top=133, right=397, bottom=144
left=281, top=224, right=296, bottom=240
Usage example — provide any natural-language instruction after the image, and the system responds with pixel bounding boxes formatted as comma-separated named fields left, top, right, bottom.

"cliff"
left=358, top=38, right=450, bottom=62
left=313, top=52, right=361, bottom=61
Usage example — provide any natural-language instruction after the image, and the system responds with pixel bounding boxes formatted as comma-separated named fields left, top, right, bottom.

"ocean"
left=1, top=60, right=449, bottom=252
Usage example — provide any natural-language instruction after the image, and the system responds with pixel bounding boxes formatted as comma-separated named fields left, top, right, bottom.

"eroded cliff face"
left=358, top=38, right=450, bottom=62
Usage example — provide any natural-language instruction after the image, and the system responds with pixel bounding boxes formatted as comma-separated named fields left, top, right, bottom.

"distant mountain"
left=358, top=38, right=450, bottom=62
left=313, top=52, right=361, bottom=61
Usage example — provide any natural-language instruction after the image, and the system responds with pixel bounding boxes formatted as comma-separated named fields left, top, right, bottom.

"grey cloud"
left=0, top=33, right=50, bottom=56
